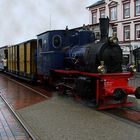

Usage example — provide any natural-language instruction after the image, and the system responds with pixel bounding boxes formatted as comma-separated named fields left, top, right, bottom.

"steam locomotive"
left=0, top=18, right=140, bottom=110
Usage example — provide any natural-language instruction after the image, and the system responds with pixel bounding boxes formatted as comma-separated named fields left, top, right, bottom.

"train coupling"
left=135, top=87, right=140, bottom=99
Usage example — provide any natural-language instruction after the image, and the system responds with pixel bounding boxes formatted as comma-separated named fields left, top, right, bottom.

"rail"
left=0, top=93, right=38, bottom=140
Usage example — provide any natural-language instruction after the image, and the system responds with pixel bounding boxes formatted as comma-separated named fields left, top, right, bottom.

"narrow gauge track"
left=0, top=73, right=51, bottom=99
left=0, top=94, right=35, bottom=140
left=104, top=106, right=140, bottom=126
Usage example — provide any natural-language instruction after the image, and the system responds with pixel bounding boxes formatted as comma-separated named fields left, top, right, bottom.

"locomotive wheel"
left=113, top=88, right=126, bottom=101
left=57, top=85, right=66, bottom=95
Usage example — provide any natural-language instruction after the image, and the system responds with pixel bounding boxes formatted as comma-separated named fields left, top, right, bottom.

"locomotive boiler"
left=65, top=18, right=122, bottom=73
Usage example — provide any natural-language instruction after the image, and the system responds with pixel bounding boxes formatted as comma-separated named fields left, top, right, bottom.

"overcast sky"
left=0, top=0, right=97, bottom=46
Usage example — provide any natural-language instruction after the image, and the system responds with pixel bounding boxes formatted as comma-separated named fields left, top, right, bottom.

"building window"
left=110, top=6, right=117, bottom=21
left=136, top=0, right=140, bottom=16
left=92, top=11, right=97, bottom=24
left=124, top=25, right=130, bottom=40
left=100, top=9, right=105, bottom=18
left=123, top=3, right=130, bottom=18
left=113, top=27, right=117, bottom=34
left=112, top=27, right=117, bottom=36
left=135, top=24, right=140, bottom=39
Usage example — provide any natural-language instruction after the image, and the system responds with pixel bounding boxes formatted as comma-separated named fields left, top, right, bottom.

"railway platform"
left=0, top=73, right=140, bottom=140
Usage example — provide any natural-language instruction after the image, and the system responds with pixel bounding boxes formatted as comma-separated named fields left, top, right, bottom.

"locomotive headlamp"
left=97, top=61, right=106, bottom=74
left=129, top=63, right=136, bottom=73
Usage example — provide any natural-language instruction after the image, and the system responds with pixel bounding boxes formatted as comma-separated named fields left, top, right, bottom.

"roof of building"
left=87, top=0, right=105, bottom=9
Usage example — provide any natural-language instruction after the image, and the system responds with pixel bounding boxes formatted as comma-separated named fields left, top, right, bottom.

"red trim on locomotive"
left=54, top=69, right=136, bottom=110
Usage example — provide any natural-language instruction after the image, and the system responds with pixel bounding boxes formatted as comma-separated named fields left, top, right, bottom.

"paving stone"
left=0, top=98, right=30, bottom=140
left=17, top=94, right=140, bottom=140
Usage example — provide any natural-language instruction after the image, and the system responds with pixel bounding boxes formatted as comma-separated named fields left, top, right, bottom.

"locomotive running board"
left=54, top=70, right=136, bottom=110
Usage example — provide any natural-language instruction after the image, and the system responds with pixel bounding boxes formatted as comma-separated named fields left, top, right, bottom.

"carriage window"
left=43, top=39, right=47, bottom=44
left=38, top=39, right=42, bottom=48
left=52, top=35, right=62, bottom=48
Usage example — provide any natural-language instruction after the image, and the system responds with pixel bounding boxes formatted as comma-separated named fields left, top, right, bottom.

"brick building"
left=87, top=0, right=140, bottom=65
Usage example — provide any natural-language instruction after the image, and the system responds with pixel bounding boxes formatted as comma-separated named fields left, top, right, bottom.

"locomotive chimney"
left=99, top=17, right=109, bottom=41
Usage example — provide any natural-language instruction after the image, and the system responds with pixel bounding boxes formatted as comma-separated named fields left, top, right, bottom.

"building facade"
left=87, top=0, right=140, bottom=65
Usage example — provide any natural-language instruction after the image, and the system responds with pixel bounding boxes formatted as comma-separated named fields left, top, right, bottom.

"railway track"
left=0, top=73, right=51, bottom=99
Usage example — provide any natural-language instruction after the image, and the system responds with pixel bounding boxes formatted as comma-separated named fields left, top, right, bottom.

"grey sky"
left=0, top=0, right=96, bottom=46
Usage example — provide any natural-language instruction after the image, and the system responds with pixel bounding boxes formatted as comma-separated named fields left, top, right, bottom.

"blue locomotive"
left=37, top=18, right=122, bottom=76
left=1, top=18, right=140, bottom=110
left=37, top=29, right=95, bottom=78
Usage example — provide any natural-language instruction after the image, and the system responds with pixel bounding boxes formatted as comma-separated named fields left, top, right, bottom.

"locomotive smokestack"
left=99, top=18, right=109, bottom=40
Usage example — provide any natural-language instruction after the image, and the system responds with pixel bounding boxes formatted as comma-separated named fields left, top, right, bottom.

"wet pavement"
left=16, top=94, right=140, bottom=140
left=0, top=74, right=49, bottom=140
left=0, top=75, right=47, bottom=110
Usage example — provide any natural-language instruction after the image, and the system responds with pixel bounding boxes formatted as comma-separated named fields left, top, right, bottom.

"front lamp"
left=129, top=64, right=136, bottom=73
